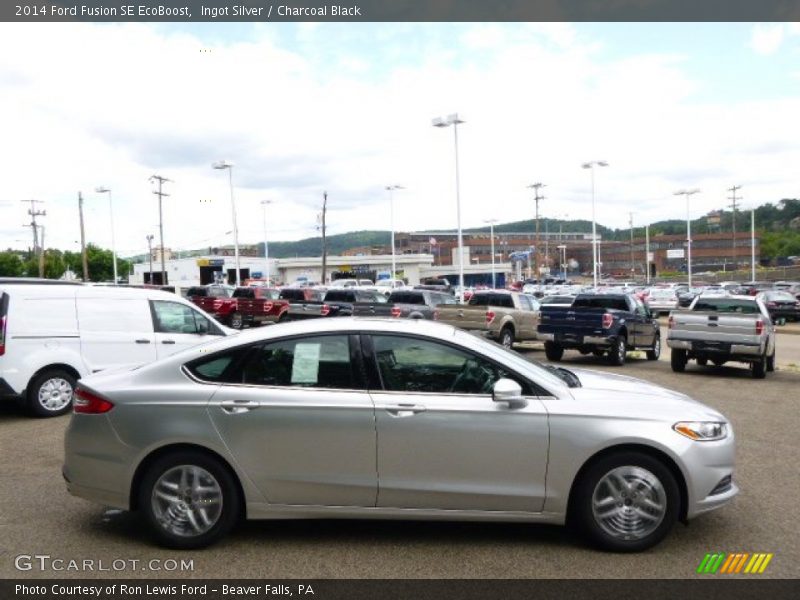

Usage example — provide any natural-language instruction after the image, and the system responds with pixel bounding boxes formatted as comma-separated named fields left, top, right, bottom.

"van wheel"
left=670, top=349, right=687, bottom=373
left=139, top=451, right=241, bottom=549
left=28, top=369, right=77, bottom=417
left=544, top=342, right=564, bottom=362
left=572, top=451, right=679, bottom=552
left=608, top=336, right=627, bottom=366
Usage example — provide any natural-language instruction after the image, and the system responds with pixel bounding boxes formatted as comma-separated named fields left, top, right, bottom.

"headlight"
left=673, top=421, right=728, bottom=441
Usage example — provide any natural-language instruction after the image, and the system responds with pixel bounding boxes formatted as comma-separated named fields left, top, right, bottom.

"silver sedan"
left=63, top=318, right=737, bottom=551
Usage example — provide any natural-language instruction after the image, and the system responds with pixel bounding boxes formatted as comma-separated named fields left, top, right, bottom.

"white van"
left=0, top=280, right=231, bottom=417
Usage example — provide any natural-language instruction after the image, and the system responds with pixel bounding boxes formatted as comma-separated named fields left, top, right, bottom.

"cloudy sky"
left=1, top=21, right=799, bottom=257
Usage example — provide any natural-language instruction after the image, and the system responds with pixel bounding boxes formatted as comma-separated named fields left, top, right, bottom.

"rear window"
left=186, top=287, right=207, bottom=297
left=573, top=296, right=630, bottom=311
left=356, top=291, right=386, bottom=303
left=470, top=293, right=514, bottom=308
left=232, top=288, right=255, bottom=298
left=389, top=291, right=424, bottom=305
left=325, top=290, right=355, bottom=302
left=207, top=287, right=230, bottom=298
left=279, top=289, right=304, bottom=301
left=764, top=292, right=796, bottom=302
left=693, top=299, right=759, bottom=314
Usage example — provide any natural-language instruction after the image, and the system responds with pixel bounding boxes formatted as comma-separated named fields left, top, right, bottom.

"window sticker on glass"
left=291, top=343, right=321, bottom=384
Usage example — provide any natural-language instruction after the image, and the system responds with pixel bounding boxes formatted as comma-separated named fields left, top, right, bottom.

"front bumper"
left=682, top=428, right=738, bottom=520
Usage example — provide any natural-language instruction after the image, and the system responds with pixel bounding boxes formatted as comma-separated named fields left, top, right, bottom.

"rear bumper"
left=537, top=332, right=612, bottom=346
left=668, top=338, right=763, bottom=356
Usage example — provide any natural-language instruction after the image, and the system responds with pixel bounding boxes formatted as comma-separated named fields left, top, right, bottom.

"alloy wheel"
left=37, top=377, right=74, bottom=412
left=591, top=466, right=666, bottom=541
left=151, top=465, right=223, bottom=538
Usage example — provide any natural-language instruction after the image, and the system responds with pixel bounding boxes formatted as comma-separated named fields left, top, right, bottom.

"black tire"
left=277, top=312, right=288, bottom=323
left=544, top=341, right=564, bottom=362
left=230, top=312, right=244, bottom=330
left=571, top=451, right=680, bottom=552
left=27, top=369, right=77, bottom=418
left=592, top=349, right=606, bottom=358
left=138, top=451, right=241, bottom=550
left=670, top=349, right=687, bottom=373
left=767, top=349, right=775, bottom=372
left=696, top=358, right=708, bottom=366
left=608, top=336, right=627, bottom=366
left=646, top=335, right=661, bottom=361
left=499, top=326, right=515, bottom=349
left=751, top=353, right=767, bottom=379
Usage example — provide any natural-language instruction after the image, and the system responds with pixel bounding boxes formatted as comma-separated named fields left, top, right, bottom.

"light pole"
left=146, top=234, right=154, bottom=283
left=484, top=219, right=498, bottom=289
left=261, top=200, right=272, bottom=284
left=557, top=244, right=567, bottom=280
left=581, top=161, right=609, bottom=288
left=750, top=206, right=756, bottom=282
left=433, top=113, right=466, bottom=299
left=385, top=185, right=404, bottom=279
left=212, top=160, right=241, bottom=286
left=674, top=188, right=700, bottom=287
left=527, top=182, right=546, bottom=277
left=149, top=175, right=171, bottom=285
left=95, top=186, right=117, bottom=283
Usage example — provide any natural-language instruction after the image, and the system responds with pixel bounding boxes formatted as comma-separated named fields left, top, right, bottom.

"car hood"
left=566, top=368, right=726, bottom=421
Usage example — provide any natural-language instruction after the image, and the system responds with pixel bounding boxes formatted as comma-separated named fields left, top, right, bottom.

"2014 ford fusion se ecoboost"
left=63, top=318, right=737, bottom=551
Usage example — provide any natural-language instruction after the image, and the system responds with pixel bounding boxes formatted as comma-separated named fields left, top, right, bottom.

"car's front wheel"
left=572, top=452, right=680, bottom=552
left=138, top=451, right=241, bottom=549
left=646, top=335, right=661, bottom=361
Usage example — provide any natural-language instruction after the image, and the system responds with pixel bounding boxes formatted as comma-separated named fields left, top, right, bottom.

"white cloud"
left=749, top=23, right=785, bottom=56
left=1, top=22, right=799, bottom=260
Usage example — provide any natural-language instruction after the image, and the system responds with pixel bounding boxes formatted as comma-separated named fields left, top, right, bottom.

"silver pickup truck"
left=667, top=295, right=776, bottom=378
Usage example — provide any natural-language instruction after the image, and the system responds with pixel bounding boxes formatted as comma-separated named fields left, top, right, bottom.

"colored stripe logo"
left=697, top=552, right=773, bottom=574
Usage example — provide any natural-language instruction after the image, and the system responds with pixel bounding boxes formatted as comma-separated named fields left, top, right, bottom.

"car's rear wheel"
left=767, top=349, right=775, bottom=372
left=499, top=326, right=515, bottom=349
left=230, top=312, right=244, bottom=329
left=751, top=352, right=767, bottom=379
left=544, top=341, right=564, bottom=362
left=27, top=369, right=76, bottom=417
left=608, top=336, right=627, bottom=366
left=139, top=451, right=241, bottom=549
left=572, top=452, right=679, bottom=552
left=646, top=335, right=661, bottom=361
left=670, top=349, right=687, bottom=372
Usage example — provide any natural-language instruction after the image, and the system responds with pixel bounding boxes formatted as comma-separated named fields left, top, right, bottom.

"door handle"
left=220, top=399, right=260, bottom=414
left=161, top=340, right=176, bottom=344
left=135, top=339, right=151, bottom=344
left=384, top=403, right=426, bottom=417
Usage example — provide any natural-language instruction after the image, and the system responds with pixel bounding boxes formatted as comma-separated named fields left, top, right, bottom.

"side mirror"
left=492, top=378, right=527, bottom=408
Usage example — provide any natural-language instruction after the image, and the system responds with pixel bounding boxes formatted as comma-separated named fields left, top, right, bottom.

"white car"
left=0, top=279, right=231, bottom=417
left=646, top=288, right=680, bottom=315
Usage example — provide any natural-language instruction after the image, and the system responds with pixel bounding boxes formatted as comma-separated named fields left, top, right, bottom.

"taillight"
left=320, top=304, right=330, bottom=317
left=391, top=307, right=402, bottom=318
left=486, top=311, right=496, bottom=325
left=668, top=315, right=675, bottom=329
left=0, top=315, right=6, bottom=357
left=602, top=313, right=614, bottom=329
left=755, top=319, right=764, bottom=335
left=73, top=387, right=114, bottom=414
left=263, top=301, right=274, bottom=313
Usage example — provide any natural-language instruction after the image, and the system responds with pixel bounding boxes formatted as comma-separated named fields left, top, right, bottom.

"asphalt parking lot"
left=1, top=328, right=798, bottom=579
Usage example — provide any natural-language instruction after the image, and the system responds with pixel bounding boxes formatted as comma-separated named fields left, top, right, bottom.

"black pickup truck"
left=322, top=288, right=389, bottom=317
left=537, top=293, right=661, bottom=365
left=353, top=289, right=457, bottom=319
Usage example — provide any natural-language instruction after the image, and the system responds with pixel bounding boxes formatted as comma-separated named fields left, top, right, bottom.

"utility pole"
left=150, top=175, right=171, bottom=285
left=320, top=191, right=328, bottom=284
left=146, top=234, right=154, bottom=283
left=21, top=199, right=46, bottom=263
left=38, top=225, right=46, bottom=277
left=78, top=192, right=89, bottom=281
left=629, top=212, right=635, bottom=279
left=728, top=185, right=742, bottom=269
left=645, top=224, right=650, bottom=284
left=527, top=183, right=545, bottom=278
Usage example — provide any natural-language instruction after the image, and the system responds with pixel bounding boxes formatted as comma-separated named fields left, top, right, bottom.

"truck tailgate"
left=670, top=312, right=762, bottom=346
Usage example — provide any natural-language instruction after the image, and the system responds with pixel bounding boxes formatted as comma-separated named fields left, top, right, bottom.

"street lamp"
left=433, top=113, right=466, bottom=299
left=674, top=188, right=700, bottom=286
left=95, top=186, right=117, bottom=284
left=385, top=185, right=404, bottom=279
left=260, top=200, right=272, bottom=285
left=557, top=244, right=567, bottom=280
left=581, top=161, right=609, bottom=288
left=146, top=234, right=154, bottom=283
left=484, top=219, right=498, bottom=289
left=212, top=160, right=241, bottom=286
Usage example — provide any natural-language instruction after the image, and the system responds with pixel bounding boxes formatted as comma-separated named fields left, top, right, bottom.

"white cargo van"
left=0, top=280, right=230, bottom=417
